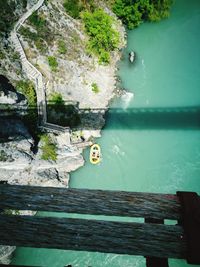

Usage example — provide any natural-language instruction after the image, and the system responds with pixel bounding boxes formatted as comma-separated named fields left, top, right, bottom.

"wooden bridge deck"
left=0, top=184, right=199, bottom=265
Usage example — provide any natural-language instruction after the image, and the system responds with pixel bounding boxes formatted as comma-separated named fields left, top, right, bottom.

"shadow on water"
left=1, top=104, right=200, bottom=131
left=105, top=106, right=200, bottom=130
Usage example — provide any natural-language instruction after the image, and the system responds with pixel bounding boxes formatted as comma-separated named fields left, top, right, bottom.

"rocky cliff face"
left=0, top=246, right=16, bottom=265
left=0, top=83, right=85, bottom=185
left=0, top=0, right=126, bottom=186
left=0, top=0, right=126, bottom=183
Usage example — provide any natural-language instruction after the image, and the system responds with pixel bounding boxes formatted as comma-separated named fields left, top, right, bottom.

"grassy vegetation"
left=82, top=9, right=119, bottom=63
left=2, top=209, right=20, bottom=215
left=28, top=11, right=46, bottom=27
left=0, top=149, right=14, bottom=162
left=91, top=82, right=100, bottom=93
left=0, top=150, right=8, bottom=162
left=0, top=49, right=6, bottom=60
left=58, top=40, right=67, bottom=55
left=49, top=92, right=65, bottom=107
left=112, top=0, right=173, bottom=29
left=40, top=134, right=57, bottom=161
left=19, top=26, right=47, bottom=53
left=19, top=26, right=37, bottom=40
left=48, top=56, right=58, bottom=72
left=11, top=51, right=20, bottom=61
left=16, top=80, right=36, bottom=106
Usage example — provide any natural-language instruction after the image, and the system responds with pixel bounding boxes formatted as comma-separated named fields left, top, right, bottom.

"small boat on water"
left=90, top=144, right=101, bottom=164
left=129, top=51, right=135, bottom=63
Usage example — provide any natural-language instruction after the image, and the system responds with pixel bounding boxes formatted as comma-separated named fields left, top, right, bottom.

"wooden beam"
left=0, top=215, right=186, bottom=259
left=0, top=185, right=181, bottom=220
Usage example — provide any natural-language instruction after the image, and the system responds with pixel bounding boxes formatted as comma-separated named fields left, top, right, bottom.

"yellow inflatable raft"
left=90, top=144, right=101, bottom=164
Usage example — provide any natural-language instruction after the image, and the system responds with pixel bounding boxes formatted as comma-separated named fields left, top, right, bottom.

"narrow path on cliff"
left=10, top=0, right=71, bottom=139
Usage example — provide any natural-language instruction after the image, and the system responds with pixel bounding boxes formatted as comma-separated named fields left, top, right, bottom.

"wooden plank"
left=0, top=215, right=186, bottom=259
left=0, top=185, right=181, bottom=220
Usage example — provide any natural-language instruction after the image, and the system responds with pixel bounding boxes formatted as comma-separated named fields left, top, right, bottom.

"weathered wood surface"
left=0, top=215, right=186, bottom=259
left=0, top=185, right=181, bottom=220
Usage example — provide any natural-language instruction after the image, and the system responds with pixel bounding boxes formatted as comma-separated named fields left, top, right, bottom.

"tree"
left=0, top=0, right=16, bottom=34
left=112, top=0, right=173, bottom=29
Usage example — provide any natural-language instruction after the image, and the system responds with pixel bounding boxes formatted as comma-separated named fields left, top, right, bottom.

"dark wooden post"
left=145, top=218, right=169, bottom=267
left=177, top=191, right=200, bottom=265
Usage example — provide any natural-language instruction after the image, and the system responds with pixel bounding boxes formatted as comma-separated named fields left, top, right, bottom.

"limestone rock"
left=0, top=246, right=16, bottom=265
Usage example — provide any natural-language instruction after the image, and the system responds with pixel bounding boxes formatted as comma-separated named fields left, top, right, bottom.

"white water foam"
left=112, top=145, right=125, bottom=156
left=121, top=91, right=134, bottom=109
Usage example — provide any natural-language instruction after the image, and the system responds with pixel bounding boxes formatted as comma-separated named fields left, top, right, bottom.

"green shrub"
left=48, top=56, right=58, bottom=71
left=28, top=12, right=46, bottom=28
left=58, top=40, right=67, bottom=54
left=49, top=92, right=64, bottom=103
left=91, top=82, right=100, bottom=93
left=0, top=150, right=8, bottom=162
left=63, top=0, right=83, bottom=18
left=19, top=26, right=37, bottom=41
left=2, top=209, right=20, bottom=215
left=35, top=38, right=47, bottom=53
left=0, top=50, right=6, bottom=59
left=16, top=80, right=36, bottom=106
left=82, top=9, right=119, bottom=63
left=11, top=51, right=20, bottom=61
left=40, top=134, right=57, bottom=161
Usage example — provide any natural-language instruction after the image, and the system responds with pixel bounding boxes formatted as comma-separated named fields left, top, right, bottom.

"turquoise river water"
left=12, top=0, right=200, bottom=266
